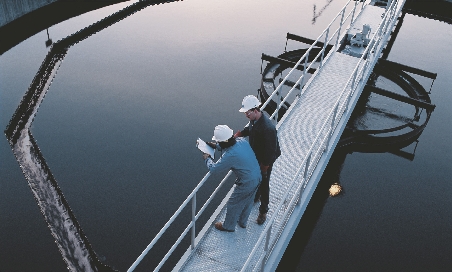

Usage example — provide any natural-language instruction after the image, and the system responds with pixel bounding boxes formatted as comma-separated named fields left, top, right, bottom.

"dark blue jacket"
left=241, top=113, right=281, bottom=166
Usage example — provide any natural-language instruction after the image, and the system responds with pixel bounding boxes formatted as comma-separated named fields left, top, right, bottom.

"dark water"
left=1, top=1, right=451, bottom=271
left=278, top=9, right=452, bottom=272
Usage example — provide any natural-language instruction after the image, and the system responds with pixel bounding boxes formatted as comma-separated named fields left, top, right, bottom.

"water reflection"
left=312, top=0, right=335, bottom=24
left=5, top=49, right=113, bottom=271
left=4, top=0, right=179, bottom=270
left=277, top=105, right=431, bottom=271
left=45, top=28, right=53, bottom=48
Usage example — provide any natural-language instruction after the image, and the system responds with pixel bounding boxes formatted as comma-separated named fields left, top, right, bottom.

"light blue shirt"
left=205, top=138, right=261, bottom=189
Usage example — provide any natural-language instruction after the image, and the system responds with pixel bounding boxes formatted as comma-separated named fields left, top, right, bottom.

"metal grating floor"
left=177, top=5, right=387, bottom=272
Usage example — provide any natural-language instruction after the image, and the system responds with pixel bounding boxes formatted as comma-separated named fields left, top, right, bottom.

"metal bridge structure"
left=128, top=0, right=407, bottom=271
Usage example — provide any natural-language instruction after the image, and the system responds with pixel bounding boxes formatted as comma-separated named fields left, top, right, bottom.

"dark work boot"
left=257, top=213, right=267, bottom=225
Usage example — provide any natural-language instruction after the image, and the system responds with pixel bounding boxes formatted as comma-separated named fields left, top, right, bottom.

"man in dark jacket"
left=234, top=95, right=281, bottom=225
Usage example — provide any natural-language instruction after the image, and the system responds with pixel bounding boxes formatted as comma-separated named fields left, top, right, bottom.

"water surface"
left=1, top=1, right=451, bottom=271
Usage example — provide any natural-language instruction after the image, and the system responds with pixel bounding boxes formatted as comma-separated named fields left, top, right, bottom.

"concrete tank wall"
left=0, top=0, right=58, bottom=27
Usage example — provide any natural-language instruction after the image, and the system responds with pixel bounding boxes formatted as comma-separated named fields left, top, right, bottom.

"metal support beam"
left=378, top=59, right=437, bottom=79
left=286, top=32, right=333, bottom=50
left=261, top=53, right=317, bottom=74
left=365, top=85, right=436, bottom=110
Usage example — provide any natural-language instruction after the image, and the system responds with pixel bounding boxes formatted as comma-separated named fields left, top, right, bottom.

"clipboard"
left=196, top=138, right=215, bottom=159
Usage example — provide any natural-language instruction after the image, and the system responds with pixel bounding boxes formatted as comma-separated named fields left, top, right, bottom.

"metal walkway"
left=128, top=0, right=406, bottom=271
left=175, top=52, right=365, bottom=272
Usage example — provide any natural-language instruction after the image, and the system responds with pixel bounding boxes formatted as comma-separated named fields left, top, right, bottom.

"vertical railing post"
left=260, top=223, right=272, bottom=271
left=386, top=0, right=397, bottom=34
left=304, top=51, right=309, bottom=73
left=296, top=187, right=302, bottom=206
left=299, top=51, right=309, bottom=95
left=329, top=104, right=338, bottom=150
left=303, top=153, right=311, bottom=182
left=358, top=64, right=365, bottom=88
left=346, top=85, right=353, bottom=112
left=335, top=9, right=346, bottom=48
left=364, top=57, right=370, bottom=77
left=275, top=88, right=281, bottom=123
left=320, top=28, right=329, bottom=68
left=319, top=26, right=331, bottom=69
left=381, top=14, right=388, bottom=36
left=331, top=104, right=337, bottom=134
left=386, top=0, right=393, bottom=10
left=351, top=69, right=358, bottom=90
left=388, top=2, right=397, bottom=32
left=391, top=9, right=397, bottom=27
left=296, top=158, right=305, bottom=205
left=191, top=194, right=196, bottom=249
left=351, top=0, right=358, bottom=23
left=296, top=153, right=312, bottom=206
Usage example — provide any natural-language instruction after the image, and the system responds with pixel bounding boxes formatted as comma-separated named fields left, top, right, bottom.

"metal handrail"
left=153, top=171, right=233, bottom=271
left=128, top=0, right=405, bottom=270
left=128, top=170, right=232, bottom=271
left=241, top=0, right=405, bottom=270
left=265, top=0, right=366, bottom=122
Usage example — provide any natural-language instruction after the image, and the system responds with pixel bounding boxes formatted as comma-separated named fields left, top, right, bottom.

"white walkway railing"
left=128, top=0, right=406, bottom=270
left=242, top=0, right=406, bottom=270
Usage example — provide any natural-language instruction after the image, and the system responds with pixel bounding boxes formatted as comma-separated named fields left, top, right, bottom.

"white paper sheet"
left=196, top=138, right=215, bottom=159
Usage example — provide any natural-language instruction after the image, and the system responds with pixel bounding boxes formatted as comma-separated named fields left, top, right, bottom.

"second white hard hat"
left=239, top=95, right=260, bottom=112
left=212, top=125, right=233, bottom=142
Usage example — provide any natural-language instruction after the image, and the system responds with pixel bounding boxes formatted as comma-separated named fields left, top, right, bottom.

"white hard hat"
left=239, top=95, right=260, bottom=112
left=212, top=125, right=233, bottom=142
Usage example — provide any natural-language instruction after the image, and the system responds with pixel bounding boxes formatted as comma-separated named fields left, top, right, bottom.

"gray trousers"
left=223, top=181, right=259, bottom=230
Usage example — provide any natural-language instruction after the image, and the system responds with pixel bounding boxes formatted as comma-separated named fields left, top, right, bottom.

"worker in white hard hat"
left=235, top=95, right=281, bottom=225
left=202, top=125, right=261, bottom=232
